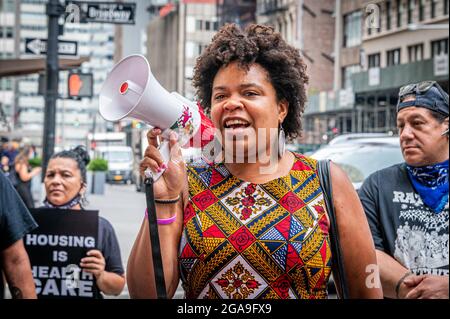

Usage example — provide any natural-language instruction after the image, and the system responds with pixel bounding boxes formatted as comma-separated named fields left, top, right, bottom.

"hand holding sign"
left=80, top=249, right=106, bottom=279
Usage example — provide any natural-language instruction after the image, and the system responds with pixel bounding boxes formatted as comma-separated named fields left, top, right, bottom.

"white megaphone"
left=99, top=54, right=214, bottom=181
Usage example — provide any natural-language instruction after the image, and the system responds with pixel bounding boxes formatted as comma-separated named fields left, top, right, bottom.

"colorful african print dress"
left=179, top=153, right=332, bottom=299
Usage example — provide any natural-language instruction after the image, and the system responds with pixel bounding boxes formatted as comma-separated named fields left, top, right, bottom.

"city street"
left=1, top=0, right=448, bottom=303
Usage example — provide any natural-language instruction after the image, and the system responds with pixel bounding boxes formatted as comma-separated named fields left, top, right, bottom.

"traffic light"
left=67, top=71, right=93, bottom=98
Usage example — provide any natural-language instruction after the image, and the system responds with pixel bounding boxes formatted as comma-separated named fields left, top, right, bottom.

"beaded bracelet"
left=145, top=208, right=177, bottom=225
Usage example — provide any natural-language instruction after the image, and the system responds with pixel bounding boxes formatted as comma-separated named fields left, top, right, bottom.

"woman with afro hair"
left=128, top=23, right=382, bottom=299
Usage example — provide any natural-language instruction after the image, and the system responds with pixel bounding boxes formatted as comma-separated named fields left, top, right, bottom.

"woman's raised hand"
left=139, top=128, right=186, bottom=199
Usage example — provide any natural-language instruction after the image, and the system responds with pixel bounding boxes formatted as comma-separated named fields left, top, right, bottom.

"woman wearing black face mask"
left=42, top=146, right=125, bottom=298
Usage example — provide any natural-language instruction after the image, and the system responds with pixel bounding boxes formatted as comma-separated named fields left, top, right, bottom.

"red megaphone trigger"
left=120, top=81, right=129, bottom=94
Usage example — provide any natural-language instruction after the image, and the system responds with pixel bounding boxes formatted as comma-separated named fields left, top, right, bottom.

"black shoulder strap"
left=317, top=159, right=349, bottom=299
left=145, top=177, right=167, bottom=299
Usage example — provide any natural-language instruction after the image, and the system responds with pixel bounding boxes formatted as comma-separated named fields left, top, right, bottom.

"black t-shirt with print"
left=358, top=163, right=449, bottom=276
left=0, top=172, right=38, bottom=299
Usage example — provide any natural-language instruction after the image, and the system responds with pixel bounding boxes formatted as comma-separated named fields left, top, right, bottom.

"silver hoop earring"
left=278, top=124, right=286, bottom=158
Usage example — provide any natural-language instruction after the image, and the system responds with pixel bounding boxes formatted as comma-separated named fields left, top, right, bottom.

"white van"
left=95, top=145, right=134, bottom=184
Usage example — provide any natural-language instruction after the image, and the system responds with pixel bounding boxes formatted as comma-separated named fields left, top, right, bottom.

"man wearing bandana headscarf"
left=359, top=81, right=449, bottom=299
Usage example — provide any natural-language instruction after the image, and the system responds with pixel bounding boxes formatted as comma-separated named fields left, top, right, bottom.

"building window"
left=368, top=53, right=381, bottom=68
left=341, top=64, right=361, bottom=89
left=386, top=1, right=392, bottom=30
left=343, top=11, right=362, bottom=47
left=186, top=41, right=208, bottom=57
left=408, top=43, right=424, bottom=62
left=397, top=0, right=403, bottom=27
left=377, top=7, right=382, bottom=33
left=407, top=0, right=415, bottom=24
left=186, top=16, right=196, bottom=32
left=445, top=0, right=449, bottom=14
left=0, top=78, right=12, bottom=91
left=431, top=0, right=438, bottom=18
left=2, top=0, right=15, bottom=12
left=194, top=19, right=217, bottom=31
left=419, top=0, right=425, bottom=20
left=6, top=52, right=13, bottom=58
left=185, top=41, right=195, bottom=58
left=0, top=27, right=13, bottom=38
left=387, top=48, right=401, bottom=66
left=185, top=66, right=194, bottom=79
left=431, top=38, right=449, bottom=56
left=195, top=19, right=203, bottom=31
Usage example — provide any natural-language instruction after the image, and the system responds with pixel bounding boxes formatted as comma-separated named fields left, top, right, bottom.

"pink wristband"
left=145, top=209, right=177, bottom=225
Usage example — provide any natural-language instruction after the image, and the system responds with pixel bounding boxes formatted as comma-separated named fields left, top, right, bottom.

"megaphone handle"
left=151, top=140, right=171, bottom=181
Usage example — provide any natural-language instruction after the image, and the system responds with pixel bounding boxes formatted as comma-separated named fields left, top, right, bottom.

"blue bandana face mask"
left=406, top=160, right=449, bottom=213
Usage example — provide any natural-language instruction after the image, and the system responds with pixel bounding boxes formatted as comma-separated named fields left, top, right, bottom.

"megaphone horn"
left=99, top=54, right=214, bottom=181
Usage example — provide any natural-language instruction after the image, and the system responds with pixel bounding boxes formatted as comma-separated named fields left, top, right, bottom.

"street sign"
left=368, top=67, right=380, bottom=86
left=25, top=38, right=78, bottom=56
left=339, top=88, right=355, bottom=107
left=66, top=1, right=136, bottom=24
left=434, top=54, right=449, bottom=77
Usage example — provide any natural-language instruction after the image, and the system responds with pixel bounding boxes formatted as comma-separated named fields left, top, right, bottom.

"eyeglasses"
left=399, top=81, right=449, bottom=104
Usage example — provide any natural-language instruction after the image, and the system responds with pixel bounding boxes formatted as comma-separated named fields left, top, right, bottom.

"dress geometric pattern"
left=179, top=153, right=332, bottom=299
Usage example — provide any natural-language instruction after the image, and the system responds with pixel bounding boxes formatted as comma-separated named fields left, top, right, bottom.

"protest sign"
left=25, top=208, right=99, bottom=299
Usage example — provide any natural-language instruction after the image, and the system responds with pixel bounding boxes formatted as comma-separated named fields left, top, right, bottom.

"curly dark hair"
left=192, top=23, right=309, bottom=139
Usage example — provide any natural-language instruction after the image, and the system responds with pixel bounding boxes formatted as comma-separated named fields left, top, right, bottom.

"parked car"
left=327, top=132, right=395, bottom=145
left=286, top=143, right=324, bottom=155
left=310, top=134, right=404, bottom=189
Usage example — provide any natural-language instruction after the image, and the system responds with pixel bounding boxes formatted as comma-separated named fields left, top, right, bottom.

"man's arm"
left=404, top=275, right=449, bottom=299
left=376, top=249, right=423, bottom=298
left=357, top=169, right=423, bottom=298
left=1, top=239, right=37, bottom=299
